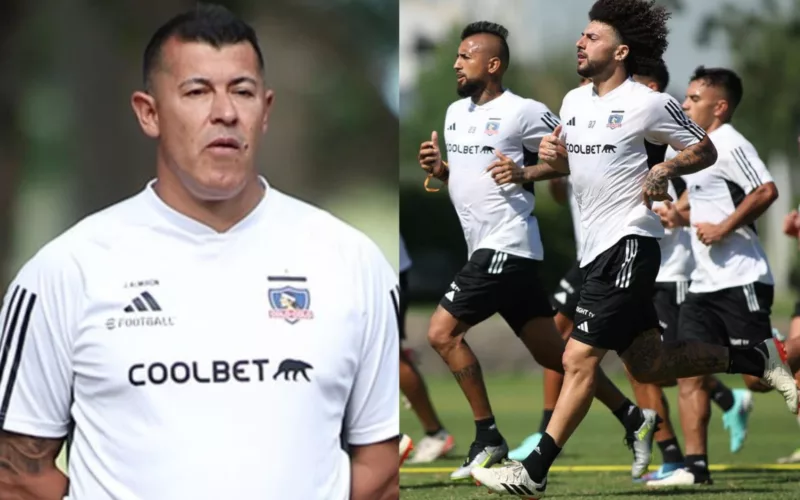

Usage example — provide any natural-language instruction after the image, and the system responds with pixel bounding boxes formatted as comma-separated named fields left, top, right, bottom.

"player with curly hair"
left=471, top=0, right=798, bottom=496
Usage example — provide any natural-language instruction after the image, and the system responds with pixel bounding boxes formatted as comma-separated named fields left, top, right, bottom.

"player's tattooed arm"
left=0, top=430, right=68, bottom=500
left=643, top=136, right=717, bottom=205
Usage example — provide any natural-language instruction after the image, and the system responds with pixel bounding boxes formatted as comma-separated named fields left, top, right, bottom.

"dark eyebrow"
left=179, top=76, right=258, bottom=88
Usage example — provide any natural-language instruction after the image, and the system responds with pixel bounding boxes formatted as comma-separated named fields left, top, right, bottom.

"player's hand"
left=693, top=222, right=727, bottom=246
left=642, top=163, right=672, bottom=208
left=783, top=210, right=800, bottom=238
left=487, top=150, right=524, bottom=185
left=418, top=131, right=445, bottom=178
left=539, top=124, right=567, bottom=167
left=653, top=200, right=681, bottom=229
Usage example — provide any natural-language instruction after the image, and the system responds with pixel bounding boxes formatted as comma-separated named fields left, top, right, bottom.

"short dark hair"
left=589, top=0, right=671, bottom=76
left=637, top=59, right=670, bottom=92
left=461, top=21, right=510, bottom=70
left=142, top=3, right=264, bottom=88
left=689, top=66, right=743, bottom=114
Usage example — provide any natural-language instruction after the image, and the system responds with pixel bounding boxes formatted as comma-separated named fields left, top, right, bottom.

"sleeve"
left=519, top=100, right=560, bottom=154
left=0, top=247, right=77, bottom=438
left=721, top=140, right=774, bottom=195
left=345, top=239, right=400, bottom=446
left=644, top=93, right=706, bottom=150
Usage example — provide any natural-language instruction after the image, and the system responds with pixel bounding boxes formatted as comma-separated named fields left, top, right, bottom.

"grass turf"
left=400, top=373, right=800, bottom=499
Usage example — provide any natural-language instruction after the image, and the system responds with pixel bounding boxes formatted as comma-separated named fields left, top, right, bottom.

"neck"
left=153, top=163, right=265, bottom=233
left=471, top=81, right=504, bottom=106
left=591, top=64, right=629, bottom=97
left=705, top=119, right=724, bottom=134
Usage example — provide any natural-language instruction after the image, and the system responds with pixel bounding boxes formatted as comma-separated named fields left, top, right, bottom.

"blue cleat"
left=508, top=432, right=542, bottom=461
left=634, top=462, right=683, bottom=483
left=723, top=388, right=753, bottom=453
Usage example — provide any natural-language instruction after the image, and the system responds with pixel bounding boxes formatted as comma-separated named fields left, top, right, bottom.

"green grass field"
left=400, top=373, right=800, bottom=499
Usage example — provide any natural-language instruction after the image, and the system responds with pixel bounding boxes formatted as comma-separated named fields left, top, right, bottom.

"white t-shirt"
left=443, top=90, right=559, bottom=260
left=559, top=78, right=705, bottom=267
left=684, top=124, right=775, bottom=293
left=400, top=234, right=412, bottom=273
left=653, top=147, right=694, bottom=282
left=0, top=179, right=399, bottom=500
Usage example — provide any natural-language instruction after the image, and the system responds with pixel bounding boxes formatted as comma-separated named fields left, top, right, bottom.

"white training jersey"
left=0, top=178, right=399, bottom=500
left=443, top=90, right=559, bottom=260
left=684, top=124, right=775, bottom=293
left=400, top=234, right=412, bottom=272
left=559, top=78, right=705, bottom=267
left=653, top=145, right=694, bottom=282
left=566, top=180, right=583, bottom=260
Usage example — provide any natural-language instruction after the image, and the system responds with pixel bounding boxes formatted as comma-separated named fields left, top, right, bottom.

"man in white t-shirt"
left=472, top=1, right=797, bottom=497
left=398, top=235, right=455, bottom=464
left=0, top=5, right=398, bottom=500
left=418, top=20, right=657, bottom=483
left=648, top=67, right=783, bottom=486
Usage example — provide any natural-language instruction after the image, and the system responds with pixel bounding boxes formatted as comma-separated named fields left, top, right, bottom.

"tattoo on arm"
left=623, top=330, right=728, bottom=382
left=661, top=135, right=718, bottom=177
left=0, top=430, right=67, bottom=498
left=522, top=164, right=569, bottom=182
left=452, top=362, right=483, bottom=383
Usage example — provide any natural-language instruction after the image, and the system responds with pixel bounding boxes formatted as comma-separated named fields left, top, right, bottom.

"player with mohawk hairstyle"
left=471, top=0, right=797, bottom=497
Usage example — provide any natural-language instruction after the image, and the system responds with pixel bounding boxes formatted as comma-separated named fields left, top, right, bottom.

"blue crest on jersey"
left=606, top=114, right=624, bottom=129
left=485, top=121, right=500, bottom=135
left=268, top=287, right=314, bottom=324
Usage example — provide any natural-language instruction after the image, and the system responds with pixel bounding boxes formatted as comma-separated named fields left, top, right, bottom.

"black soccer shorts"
left=439, top=248, right=555, bottom=335
left=550, top=260, right=583, bottom=320
left=653, top=280, right=689, bottom=343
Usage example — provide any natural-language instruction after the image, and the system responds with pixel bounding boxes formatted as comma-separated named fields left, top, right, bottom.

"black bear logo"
left=602, top=144, right=616, bottom=153
left=273, top=359, right=313, bottom=382
left=481, top=146, right=495, bottom=154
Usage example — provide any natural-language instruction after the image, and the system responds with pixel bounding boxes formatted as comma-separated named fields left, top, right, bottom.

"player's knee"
left=426, top=324, right=460, bottom=354
left=561, top=346, right=597, bottom=377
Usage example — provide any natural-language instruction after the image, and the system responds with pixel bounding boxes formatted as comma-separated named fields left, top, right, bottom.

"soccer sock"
left=727, top=344, right=768, bottom=377
left=657, top=437, right=684, bottom=464
left=522, top=432, right=561, bottom=483
left=611, top=398, right=644, bottom=431
left=425, top=427, right=444, bottom=437
left=709, top=380, right=735, bottom=412
left=475, top=416, right=503, bottom=445
left=538, top=409, right=554, bottom=434
left=684, top=454, right=710, bottom=477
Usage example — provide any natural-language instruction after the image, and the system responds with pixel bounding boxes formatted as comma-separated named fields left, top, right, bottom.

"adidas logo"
left=567, top=117, right=576, bottom=126
left=447, top=122, right=456, bottom=131
left=124, top=291, right=162, bottom=313
left=444, top=291, right=455, bottom=302
left=554, top=291, right=567, bottom=304
left=500, top=482, right=538, bottom=496
left=106, top=291, right=175, bottom=330
left=577, top=322, right=589, bottom=333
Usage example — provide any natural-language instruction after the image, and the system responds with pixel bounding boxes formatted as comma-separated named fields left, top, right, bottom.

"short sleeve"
left=520, top=100, right=559, bottom=153
left=0, top=247, right=77, bottom=438
left=722, top=141, right=774, bottom=195
left=345, top=240, right=400, bottom=446
left=644, top=93, right=706, bottom=150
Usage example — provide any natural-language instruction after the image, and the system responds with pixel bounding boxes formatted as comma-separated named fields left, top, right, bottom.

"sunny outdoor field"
left=400, top=373, right=800, bottom=499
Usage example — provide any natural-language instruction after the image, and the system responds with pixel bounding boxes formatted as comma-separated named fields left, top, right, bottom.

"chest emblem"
left=485, top=121, right=501, bottom=135
left=268, top=286, right=314, bottom=324
left=606, top=111, right=625, bottom=129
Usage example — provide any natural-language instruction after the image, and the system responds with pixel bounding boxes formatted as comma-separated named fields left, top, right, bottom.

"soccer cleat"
left=633, top=462, right=683, bottom=483
left=777, top=447, right=800, bottom=464
left=508, top=432, right=543, bottom=461
left=646, top=467, right=713, bottom=487
left=471, top=460, right=547, bottom=498
left=407, top=430, right=456, bottom=464
left=625, top=408, right=658, bottom=479
left=722, top=388, right=753, bottom=453
left=450, top=440, right=508, bottom=481
left=758, top=338, right=799, bottom=414
left=399, top=434, right=414, bottom=467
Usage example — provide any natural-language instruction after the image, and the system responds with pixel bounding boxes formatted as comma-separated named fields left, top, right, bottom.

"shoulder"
left=710, top=124, right=753, bottom=152
left=562, top=85, right=592, bottom=106
left=445, top=98, right=471, bottom=116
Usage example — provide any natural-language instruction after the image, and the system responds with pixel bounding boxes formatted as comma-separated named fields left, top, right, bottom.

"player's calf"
left=741, top=374, right=772, bottom=393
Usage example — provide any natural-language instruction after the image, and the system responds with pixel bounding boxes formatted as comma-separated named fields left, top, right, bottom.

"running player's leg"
left=398, top=272, right=455, bottom=463
left=776, top=300, right=800, bottom=464
left=428, top=249, right=510, bottom=480
left=509, top=264, right=580, bottom=460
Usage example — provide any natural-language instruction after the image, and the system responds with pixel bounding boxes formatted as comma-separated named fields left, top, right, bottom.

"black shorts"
left=550, top=261, right=582, bottom=320
left=399, top=271, right=409, bottom=341
left=678, top=282, right=773, bottom=348
left=439, top=248, right=555, bottom=334
left=571, top=236, right=661, bottom=353
left=653, top=281, right=690, bottom=343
